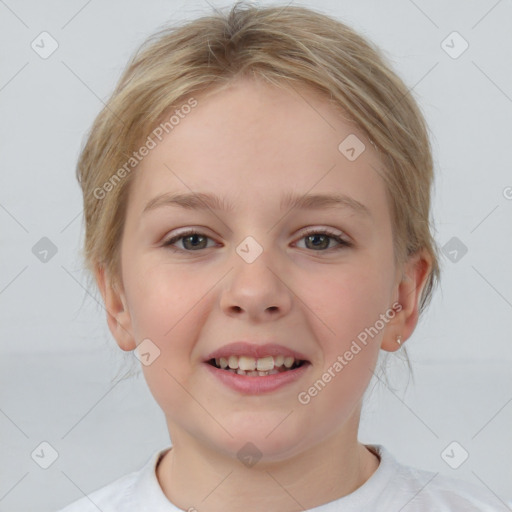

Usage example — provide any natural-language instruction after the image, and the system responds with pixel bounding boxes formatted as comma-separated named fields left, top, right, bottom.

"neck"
left=156, top=432, right=380, bottom=512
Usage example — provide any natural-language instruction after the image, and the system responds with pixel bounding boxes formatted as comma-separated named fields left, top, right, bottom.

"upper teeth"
left=216, top=355, right=296, bottom=371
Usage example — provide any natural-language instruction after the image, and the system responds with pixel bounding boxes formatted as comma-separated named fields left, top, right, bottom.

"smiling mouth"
left=206, top=355, right=307, bottom=377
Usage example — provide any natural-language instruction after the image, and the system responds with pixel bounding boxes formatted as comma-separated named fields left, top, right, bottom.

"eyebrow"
left=142, top=191, right=371, bottom=217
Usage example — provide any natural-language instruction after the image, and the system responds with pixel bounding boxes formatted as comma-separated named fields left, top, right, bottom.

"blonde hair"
left=77, top=1, right=441, bottom=382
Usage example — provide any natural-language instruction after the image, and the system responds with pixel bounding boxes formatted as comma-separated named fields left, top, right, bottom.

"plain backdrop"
left=1, top=0, right=511, bottom=510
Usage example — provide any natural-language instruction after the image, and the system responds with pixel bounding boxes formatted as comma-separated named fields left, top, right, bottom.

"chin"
left=210, top=420, right=309, bottom=464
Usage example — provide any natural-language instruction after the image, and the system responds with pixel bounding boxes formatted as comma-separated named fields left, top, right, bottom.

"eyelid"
left=162, top=228, right=217, bottom=249
left=295, top=227, right=353, bottom=249
left=162, top=225, right=353, bottom=252
left=299, top=226, right=350, bottom=241
left=162, top=226, right=349, bottom=242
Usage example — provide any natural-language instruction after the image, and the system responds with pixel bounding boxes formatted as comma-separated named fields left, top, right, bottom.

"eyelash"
left=162, top=228, right=352, bottom=253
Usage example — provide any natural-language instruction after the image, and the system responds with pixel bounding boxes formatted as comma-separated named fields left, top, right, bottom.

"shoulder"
left=375, top=445, right=505, bottom=511
left=55, top=470, right=138, bottom=512
left=55, top=448, right=170, bottom=512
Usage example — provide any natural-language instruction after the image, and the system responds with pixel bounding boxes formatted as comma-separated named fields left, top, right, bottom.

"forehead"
left=128, top=77, right=389, bottom=221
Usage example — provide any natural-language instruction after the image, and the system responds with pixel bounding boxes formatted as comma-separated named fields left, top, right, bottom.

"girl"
left=58, top=2, right=503, bottom=510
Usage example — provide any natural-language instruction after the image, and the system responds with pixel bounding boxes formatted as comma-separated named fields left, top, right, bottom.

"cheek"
left=122, top=261, right=208, bottom=400
left=298, top=266, right=384, bottom=423
left=298, top=259, right=391, bottom=346
left=124, top=257, right=203, bottom=337
left=125, top=256, right=201, bottom=352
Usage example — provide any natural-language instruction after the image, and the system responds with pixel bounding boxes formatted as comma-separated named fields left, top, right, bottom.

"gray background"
left=1, top=0, right=511, bottom=510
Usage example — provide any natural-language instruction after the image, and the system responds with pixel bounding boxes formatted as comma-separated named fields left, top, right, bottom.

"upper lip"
left=204, top=342, right=310, bottom=362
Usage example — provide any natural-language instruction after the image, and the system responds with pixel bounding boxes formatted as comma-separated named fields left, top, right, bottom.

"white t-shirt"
left=56, top=444, right=506, bottom=511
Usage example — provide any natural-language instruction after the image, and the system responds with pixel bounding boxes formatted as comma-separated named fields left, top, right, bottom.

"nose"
left=219, top=244, right=293, bottom=322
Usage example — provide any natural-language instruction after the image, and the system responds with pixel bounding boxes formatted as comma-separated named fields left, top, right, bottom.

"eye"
left=162, top=230, right=217, bottom=252
left=162, top=228, right=352, bottom=253
left=295, top=228, right=352, bottom=251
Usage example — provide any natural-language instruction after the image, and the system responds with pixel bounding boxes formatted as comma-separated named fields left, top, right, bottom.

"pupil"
left=184, top=234, right=206, bottom=250
left=307, top=234, right=328, bottom=250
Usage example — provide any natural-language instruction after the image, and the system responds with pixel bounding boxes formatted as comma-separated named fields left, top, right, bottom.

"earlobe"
left=381, top=249, right=432, bottom=352
left=94, top=265, right=136, bottom=352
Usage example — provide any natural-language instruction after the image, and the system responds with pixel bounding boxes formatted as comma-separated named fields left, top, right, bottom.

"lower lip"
left=203, top=362, right=311, bottom=394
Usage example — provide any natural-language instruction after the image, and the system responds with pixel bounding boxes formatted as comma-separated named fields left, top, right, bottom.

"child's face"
left=101, top=77, right=427, bottom=460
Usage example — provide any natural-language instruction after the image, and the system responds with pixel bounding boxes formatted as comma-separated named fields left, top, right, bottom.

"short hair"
left=77, top=2, right=441, bottom=380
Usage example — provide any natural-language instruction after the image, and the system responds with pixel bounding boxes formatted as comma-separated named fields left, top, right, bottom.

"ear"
left=381, top=248, right=433, bottom=352
left=94, top=265, right=136, bottom=352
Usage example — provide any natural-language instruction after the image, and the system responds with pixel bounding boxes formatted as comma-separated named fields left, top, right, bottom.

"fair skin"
left=96, top=76, right=431, bottom=512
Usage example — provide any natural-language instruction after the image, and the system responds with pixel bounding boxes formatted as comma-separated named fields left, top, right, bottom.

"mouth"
left=203, top=342, right=312, bottom=393
left=206, top=355, right=308, bottom=377
left=204, top=356, right=311, bottom=394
